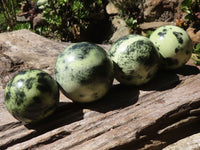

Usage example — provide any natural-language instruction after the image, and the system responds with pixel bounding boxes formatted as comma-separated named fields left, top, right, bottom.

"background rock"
left=106, top=2, right=119, bottom=15
left=139, top=21, right=174, bottom=30
left=109, top=17, right=131, bottom=43
left=187, top=27, right=200, bottom=44
left=143, top=0, right=180, bottom=22
left=109, top=26, right=131, bottom=43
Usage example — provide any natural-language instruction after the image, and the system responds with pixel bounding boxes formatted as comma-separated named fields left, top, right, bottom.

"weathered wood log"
left=1, top=30, right=200, bottom=150
left=164, top=132, right=200, bottom=149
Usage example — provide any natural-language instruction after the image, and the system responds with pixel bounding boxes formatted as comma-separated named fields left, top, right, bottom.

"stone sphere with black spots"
left=4, top=69, right=60, bottom=123
left=108, top=34, right=160, bottom=86
left=150, top=25, right=193, bottom=69
left=55, top=42, right=114, bottom=103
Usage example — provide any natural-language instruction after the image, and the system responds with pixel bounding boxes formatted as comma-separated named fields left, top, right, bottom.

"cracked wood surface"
left=1, top=30, right=200, bottom=150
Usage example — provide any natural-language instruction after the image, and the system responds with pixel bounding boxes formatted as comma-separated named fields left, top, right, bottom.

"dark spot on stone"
left=78, top=55, right=85, bottom=59
left=165, top=57, right=179, bottom=66
left=5, top=92, right=11, bottom=101
left=37, top=73, right=52, bottom=93
left=108, top=49, right=117, bottom=58
left=37, top=85, right=51, bottom=93
left=80, top=48, right=90, bottom=56
left=37, top=72, right=50, bottom=81
left=163, top=29, right=167, bottom=32
left=158, top=32, right=166, bottom=37
left=15, top=91, right=26, bottom=106
left=59, top=52, right=65, bottom=58
left=19, top=70, right=27, bottom=75
left=131, top=40, right=159, bottom=66
left=67, top=43, right=94, bottom=60
left=33, top=96, right=42, bottom=104
left=25, top=78, right=35, bottom=90
left=71, top=42, right=91, bottom=50
left=9, top=80, right=14, bottom=88
left=65, top=66, right=68, bottom=70
left=75, top=72, right=91, bottom=85
left=77, top=58, right=112, bottom=85
left=37, top=74, right=48, bottom=85
left=54, top=68, right=58, bottom=75
left=91, top=58, right=112, bottom=77
left=37, top=72, right=46, bottom=79
left=71, top=43, right=97, bottom=60
left=118, top=35, right=130, bottom=41
left=175, top=48, right=179, bottom=53
left=136, top=56, right=147, bottom=64
left=113, top=35, right=130, bottom=50
left=173, top=31, right=183, bottom=44
left=125, top=44, right=136, bottom=55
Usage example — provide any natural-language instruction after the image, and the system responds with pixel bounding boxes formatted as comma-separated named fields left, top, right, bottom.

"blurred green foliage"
left=0, top=0, right=31, bottom=32
left=0, top=0, right=106, bottom=42
left=181, top=0, right=200, bottom=23
left=0, top=0, right=144, bottom=40
left=0, top=13, right=7, bottom=32
left=41, top=0, right=105, bottom=41
left=181, top=0, right=200, bottom=64
left=110, top=0, right=144, bottom=30
left=0, top=0, right=18, bottom=31
left=192, top=44, right=200, bottom=65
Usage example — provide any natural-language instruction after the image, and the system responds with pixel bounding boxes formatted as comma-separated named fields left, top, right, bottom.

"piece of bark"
left=139, top=22, right=174, bottom=30
left=1, top=30, right=200, bottom=150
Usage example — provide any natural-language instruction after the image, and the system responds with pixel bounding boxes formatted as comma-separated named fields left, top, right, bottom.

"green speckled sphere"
left=108, top=34, right=160, bottom=85
left=55, top=42, right=114, bottom=103
left=150, top=25, right=193, bottom=69
left=4, top=69, right=59, bottom=123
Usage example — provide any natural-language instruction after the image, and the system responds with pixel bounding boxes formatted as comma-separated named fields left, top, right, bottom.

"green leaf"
left=72, top=0, right=83, bottom=11
left=193, top=44, right=200, bottom=55
left=125, top=17, right=137, bottom=28
left=195, top=43, right=200, bottom=51
left=185, top=14, right=192, bottom=20
left=181, top=0, right=192, bottom=9
left=97, top=0, right=102, bottom=5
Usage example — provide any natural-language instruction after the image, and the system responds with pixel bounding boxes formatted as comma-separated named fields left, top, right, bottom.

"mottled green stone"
left=55, top=42, right=114, bottom=103
left=108, top=34, right=160, bottom=85
left=4, top=69, right=59, bottom=123
left=150, top=25, right=193, bottom=69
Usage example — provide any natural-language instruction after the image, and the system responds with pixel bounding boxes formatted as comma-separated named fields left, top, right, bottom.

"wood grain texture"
left=1, top=30, right=200, bottom=150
